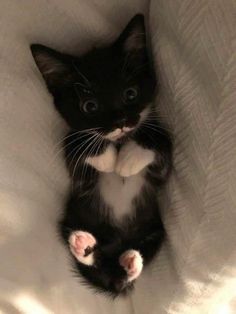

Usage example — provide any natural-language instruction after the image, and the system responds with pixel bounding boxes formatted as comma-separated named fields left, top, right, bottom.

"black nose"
left=115, top=117, right=127, bottom=128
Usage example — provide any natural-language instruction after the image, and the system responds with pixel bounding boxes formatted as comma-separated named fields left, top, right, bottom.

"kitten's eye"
left=82, top=99, right=99, bottom=114
left=83, top=88, right=92, bottom=95
left=123, top=87, right=138, bottom=103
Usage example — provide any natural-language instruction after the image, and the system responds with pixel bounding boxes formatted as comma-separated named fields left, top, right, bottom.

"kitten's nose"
left=114, top=116, right=127, bottom=129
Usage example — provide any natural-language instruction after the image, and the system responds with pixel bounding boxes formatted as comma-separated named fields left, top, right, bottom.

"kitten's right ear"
left=31, top=44, right=68, bottom=88
left=116, top=14, right=146, bottom=54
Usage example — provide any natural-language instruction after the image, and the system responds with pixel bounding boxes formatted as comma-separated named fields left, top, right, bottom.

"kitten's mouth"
left=104, top=126, right=135, bottom=141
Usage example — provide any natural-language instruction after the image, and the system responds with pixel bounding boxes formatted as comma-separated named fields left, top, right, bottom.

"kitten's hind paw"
left=119, top=250, right=143, bottom=282
left=69, top=231, right=97, bottom=266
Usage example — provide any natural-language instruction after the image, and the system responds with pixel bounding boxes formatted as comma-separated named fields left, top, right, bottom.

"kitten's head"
left=31, top=14, right=156, bottom=142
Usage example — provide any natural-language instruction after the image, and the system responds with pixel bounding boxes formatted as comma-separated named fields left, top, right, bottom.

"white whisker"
left=142, top=123, right=167, bottom=136
left=69, top=132, right=99, bottom=172
left=71, top=133, right=101, bottom=190
left=54, top=127, right=102, bottom=150
left=52, top=132, right=97, bottom=163
left=80, top=132, right=103, bottom=182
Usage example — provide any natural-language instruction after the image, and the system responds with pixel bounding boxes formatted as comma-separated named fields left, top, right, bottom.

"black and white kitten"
left=31, top=14, right=172, bottom=296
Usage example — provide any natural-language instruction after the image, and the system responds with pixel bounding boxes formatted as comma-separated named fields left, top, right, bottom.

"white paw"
left=119, top=250, right=143, bottom=282
left=69, top=231, right=97, bottom=266
left=115, top=141, right=155, bottom=177
left=86, top=144, right=117, bottom=173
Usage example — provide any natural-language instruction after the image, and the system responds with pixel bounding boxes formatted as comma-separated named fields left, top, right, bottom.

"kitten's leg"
left=115, top=140, right=155, bottom=177
left=118, top=219, right=164, bottom=282
left=65, top=132, right=117, bottom=176
left=86, top=143, right=117, bottom=173
left=116, top=118, right=172, bottom=179
left=132, top=223, right=165, bottom=266
left=119, top=250, right=143, bottom=282
left=69, top=231, right=97, bottom=266
left=118, top=229, right=163, bottom=282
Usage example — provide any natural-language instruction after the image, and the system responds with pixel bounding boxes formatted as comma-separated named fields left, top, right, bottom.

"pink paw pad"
left=69, top=231, right=97, bottom=266
left=119, top=250, right=143, bottom=282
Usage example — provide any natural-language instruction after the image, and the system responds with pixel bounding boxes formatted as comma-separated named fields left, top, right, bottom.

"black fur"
left=31, top=14, right=172, bottom=296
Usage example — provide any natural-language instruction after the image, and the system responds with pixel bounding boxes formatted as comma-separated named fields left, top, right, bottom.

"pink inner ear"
left=35, top=53, right=65, bottom=77
left=124, top=28, right=145, bottom=52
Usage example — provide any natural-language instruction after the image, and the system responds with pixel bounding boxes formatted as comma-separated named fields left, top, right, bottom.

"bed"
left=0, top=0, right=235, bottom=313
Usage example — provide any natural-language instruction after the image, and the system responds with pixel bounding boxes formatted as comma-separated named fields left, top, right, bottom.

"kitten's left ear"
left=116, top=14, right=146, bottom=54
left=31, top=44, right=70, bottom=90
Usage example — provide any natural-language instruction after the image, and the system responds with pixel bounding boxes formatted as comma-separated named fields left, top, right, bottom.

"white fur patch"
left=122, top=126, right=134, bottom=133
left=99, top=171, right=144, bottom=221
left=103, top=107, right=149, bottom=142
left=104, top=128, right=123, bottom=141
left=115, top=141, right=155, bottom=177
left=85, top=144, right=117, bottom=173
left=104, top=127, right=135, bottom=141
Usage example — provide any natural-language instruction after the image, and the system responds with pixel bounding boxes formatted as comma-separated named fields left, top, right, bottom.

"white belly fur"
left=99, top=171, right=145, bottom=222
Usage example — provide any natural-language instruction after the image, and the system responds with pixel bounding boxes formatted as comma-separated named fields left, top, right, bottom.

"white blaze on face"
left=104, top=126, right=135, bottom=141
left=103, top=106, right=151, bottom=141
left=104, top=128, right=123, bottom=141
left=123, top=126, right=134, bottom=133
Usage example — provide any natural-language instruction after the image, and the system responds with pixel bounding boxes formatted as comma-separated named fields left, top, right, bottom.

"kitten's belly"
left=99, top=172, right=145, bottom=222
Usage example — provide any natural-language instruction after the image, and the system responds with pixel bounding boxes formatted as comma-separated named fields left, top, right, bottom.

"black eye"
left=82, top=99, right=99, bottom=114
left=123, top=87, right=138, bottom=103
left=82, top=88, right=92, bottom=95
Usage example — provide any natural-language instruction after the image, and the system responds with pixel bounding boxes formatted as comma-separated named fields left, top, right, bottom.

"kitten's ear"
left=31, top=44, right=69, bottom=89
left=116, top=14, right=146, bottom=54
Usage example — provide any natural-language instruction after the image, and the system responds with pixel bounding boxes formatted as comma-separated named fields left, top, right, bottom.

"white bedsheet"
left=133, top=1, right=236, bottom=313
left=0, top=0, right=235, bottom=313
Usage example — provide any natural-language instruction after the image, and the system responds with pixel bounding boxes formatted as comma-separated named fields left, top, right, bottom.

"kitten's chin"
left=104, top=126, right=135, bottom=142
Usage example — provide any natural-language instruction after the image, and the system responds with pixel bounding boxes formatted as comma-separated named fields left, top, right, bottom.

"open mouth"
left=104, top=126, right=135, bottom=141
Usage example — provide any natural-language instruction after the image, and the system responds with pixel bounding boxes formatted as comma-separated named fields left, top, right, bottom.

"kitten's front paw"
left=69, top=231, right=97, bottom=266
left=115, top=141, right=155, bottom=177
left=86, top=144, right=117, bottom=173
left=119, top=250, right=143, bottom=282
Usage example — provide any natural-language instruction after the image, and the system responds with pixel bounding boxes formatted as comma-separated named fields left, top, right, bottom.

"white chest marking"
left=99, top=171, right=145, bottom=222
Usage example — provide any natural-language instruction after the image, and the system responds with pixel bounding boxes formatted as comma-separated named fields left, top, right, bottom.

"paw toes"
left=119, top=250, right=143, bottom=282
left=69, top=231, right=97, bottom=266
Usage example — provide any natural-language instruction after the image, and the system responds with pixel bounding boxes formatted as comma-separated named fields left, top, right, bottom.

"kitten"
left=31, top=14, right=172, bottom=296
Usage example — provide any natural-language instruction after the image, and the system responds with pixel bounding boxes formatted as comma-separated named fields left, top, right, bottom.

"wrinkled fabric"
left=133, top=1, right=236, bottom=313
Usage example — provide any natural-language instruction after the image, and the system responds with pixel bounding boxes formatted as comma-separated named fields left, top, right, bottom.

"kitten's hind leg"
left=118, top=224, right=164, bottom=283
left=69, top=231, right=97, bottom=266
left=119, top=250, right=143, bottom=282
